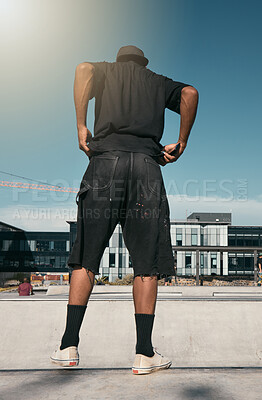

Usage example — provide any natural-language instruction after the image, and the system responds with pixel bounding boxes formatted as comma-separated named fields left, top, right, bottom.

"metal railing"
left=172, top=246, right=262, bottom=285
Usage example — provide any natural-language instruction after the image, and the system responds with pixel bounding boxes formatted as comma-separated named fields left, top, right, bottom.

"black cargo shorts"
left=67, top=150, right=175, bottom=280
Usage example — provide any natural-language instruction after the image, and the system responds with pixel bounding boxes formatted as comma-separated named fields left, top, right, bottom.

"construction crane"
left=0, top=180, right=78, bottom=193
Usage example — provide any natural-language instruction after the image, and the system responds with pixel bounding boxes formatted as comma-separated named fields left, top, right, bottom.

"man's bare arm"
left=178, top=86, right=199, bottom=147
left=161, top=86, right=199, bottom=165
left=73, top=62, right=95, bottom=156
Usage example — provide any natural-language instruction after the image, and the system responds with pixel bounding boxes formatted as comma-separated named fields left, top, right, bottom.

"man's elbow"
left=182, top=86, right=199, bottom=101
left=75, top=62, right=95, bottom=74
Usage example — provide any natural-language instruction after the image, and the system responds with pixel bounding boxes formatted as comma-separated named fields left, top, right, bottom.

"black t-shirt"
left=87, top=60, right=190, bottom=157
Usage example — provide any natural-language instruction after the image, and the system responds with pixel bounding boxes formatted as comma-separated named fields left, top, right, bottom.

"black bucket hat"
left=116, top=45, right=149, bottom=67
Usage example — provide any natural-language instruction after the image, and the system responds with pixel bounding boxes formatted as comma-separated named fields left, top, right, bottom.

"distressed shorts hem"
left=68, top=263, right=100, bottom=276
left=133, top=272, right=174, bottom=281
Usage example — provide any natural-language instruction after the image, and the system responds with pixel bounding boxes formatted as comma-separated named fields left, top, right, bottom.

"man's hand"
left=158, top=142, right=187, bottom=166
left=159, top=86, right=198, bottom=167
left=78, top=126, right=93, bottom=158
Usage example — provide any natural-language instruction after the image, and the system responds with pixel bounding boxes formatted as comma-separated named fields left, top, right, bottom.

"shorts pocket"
left=144, top=157, right=162, bottom=197
left=83, top=154, right=119, bottom=191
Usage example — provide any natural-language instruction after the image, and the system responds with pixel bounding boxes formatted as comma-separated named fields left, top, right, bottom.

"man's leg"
left=60, top=267, right=95, bottom=350
left=55, top=152, right=124, bottom=358
left=133, top=275, right=158, bottom=357
left=120, top=153, right=163, bottom=358
left=68, top=266, right=95, bottom=305
left=133, top=275, right=158, bottom=314
left=121, top=153, right=173, bottom=372
left=59, top=152, right=127, bottom=353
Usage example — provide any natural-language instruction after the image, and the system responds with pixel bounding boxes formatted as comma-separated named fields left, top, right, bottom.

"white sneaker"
left=132, top=347, right=172, bottom=375
left=50, top=346, right=79, bottom=367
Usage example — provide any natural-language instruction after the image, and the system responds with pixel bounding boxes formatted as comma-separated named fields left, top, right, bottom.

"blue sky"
left=0, top=0, right=261, bottom=231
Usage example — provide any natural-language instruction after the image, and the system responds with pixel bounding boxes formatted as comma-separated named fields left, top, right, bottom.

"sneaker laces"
left=153, top=346, right=163, bottom=357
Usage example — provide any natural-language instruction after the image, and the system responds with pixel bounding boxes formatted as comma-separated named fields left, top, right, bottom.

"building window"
left=176, top=231, right=182, bottom=246
left=53, top=256, right=61, bottom=268
left=3, top=259, right=10, bottom=267
left=211, top=253, right=217, bottom=270
left=54, top=241, right=66, bottom=252
left=252, top=235, right=259, bottom=246
left=2, top=240, right=11, bottom=251
left=244, top=235, right=252, bottom=247
left=244, top=253, right=253, bottom=272
left=236, top=235, right=244, bottom=246
left=27, top=240, right=36, bottom=251
left=109, top=253, right=115, bottom=267
left=36, top=241, right=50, bottom=252
left=50, top=258, right=56, bottom=267
left=24, top=259, right=30, bottom=267
left=9, top=260, right=19, bottom=268
left=8, top=240, right=20, bottom=251
left=61, top=256, right=67, bottom=268
left=228, top=234, right=236, bottom=246
left=185, top=254, right=191, bottom=268
left=200, top=253, right=204, bottom=269
left=191, top=230, right=198, bottom=246
left=19, top=240, right=25, bottom=251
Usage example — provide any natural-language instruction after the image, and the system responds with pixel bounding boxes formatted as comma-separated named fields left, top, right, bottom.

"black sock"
left=135, top=313, right=155, bottom=357
left=60, top=304, right=87, bottom=350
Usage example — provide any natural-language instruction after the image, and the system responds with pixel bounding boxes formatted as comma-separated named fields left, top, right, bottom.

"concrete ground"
left=1, top=368, right=262, bottom=400
left=1, top=287, right=262, bottom=399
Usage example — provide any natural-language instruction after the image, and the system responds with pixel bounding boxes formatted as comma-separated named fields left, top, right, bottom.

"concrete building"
left=228, top=225, right=262, bottom=275
left=0, top=221, right=70, bottom=278
left=171, top=212, right=230, bottom=277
